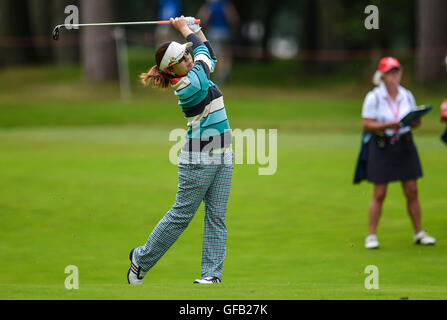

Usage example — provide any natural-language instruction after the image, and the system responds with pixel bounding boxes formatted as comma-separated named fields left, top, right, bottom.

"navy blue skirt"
left=367, top=132, right=423, bottom=184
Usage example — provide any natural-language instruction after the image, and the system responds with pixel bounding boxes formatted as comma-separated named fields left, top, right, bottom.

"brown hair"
left=140, top=42, right=174, bottom=88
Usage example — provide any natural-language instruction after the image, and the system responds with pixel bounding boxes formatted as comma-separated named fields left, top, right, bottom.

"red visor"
left=378, top=57, right=401, bottom=73
left=441, top=99, right=447, bottom=122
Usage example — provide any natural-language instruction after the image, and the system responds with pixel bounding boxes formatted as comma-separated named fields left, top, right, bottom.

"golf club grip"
left=157, top=19, right=200, bottom=25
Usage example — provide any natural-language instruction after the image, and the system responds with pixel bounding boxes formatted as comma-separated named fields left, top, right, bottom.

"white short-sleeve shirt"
left=362, top=83, right=417, bottom=136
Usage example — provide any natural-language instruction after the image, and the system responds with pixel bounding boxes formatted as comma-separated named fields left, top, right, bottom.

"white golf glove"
left=186, top=16, right=202, bottom=33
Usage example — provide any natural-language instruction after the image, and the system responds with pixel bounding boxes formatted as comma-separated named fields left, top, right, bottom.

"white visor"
left=159, top=41, right=192, bottom=71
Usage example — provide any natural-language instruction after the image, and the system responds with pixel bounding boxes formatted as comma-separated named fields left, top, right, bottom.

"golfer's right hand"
left=170, top=16, right=188, bottom=33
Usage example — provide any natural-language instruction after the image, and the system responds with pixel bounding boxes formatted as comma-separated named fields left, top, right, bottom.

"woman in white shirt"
left=362, top=57, right=436, bottom=249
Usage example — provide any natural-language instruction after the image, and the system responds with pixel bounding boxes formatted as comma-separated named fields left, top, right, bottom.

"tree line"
left=0, top=0, right=446, bottom=80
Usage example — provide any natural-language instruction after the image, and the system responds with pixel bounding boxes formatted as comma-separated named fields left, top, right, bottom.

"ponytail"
left=140, top=65, right=173, bottom=89
left=141, top=41, right=173, bottom=89
left=372, top=70, right=383, bottom=86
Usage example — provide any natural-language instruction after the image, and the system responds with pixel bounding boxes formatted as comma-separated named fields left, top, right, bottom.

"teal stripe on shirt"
left=186, top=109, right=229, bottom=139
left=175, top=67, right=209, bottom=108
left=187, top=120, right=231, bottom=139
left=200, top=121, right=231, bottom=139
left=200, top=108, right=228, bottom=128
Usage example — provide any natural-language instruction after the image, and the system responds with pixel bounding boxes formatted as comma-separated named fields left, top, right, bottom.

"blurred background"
left=0, top=0, right=446, bottom=128
left=0, top=0, right=446, bottom=130
left=1, top=0, right=446, bottom=84
left=1, top=0, right=447, bottom=299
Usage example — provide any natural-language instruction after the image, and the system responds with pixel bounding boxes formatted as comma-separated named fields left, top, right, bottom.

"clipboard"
left=400, top=105, right=433, bottom=127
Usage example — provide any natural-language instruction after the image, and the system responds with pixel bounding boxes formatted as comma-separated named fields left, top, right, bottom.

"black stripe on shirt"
left=182, top=130, right=233, bottom=152
left=195, top=60, right=210, bottom=79
left=182, top=85, right=223, bottom=117
left=186, top=33, right=203, bottom=50
left=204, top=41, right=217, bottom=60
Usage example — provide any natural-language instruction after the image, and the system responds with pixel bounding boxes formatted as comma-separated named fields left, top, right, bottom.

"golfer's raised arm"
left=195, top=30, right=217, bottom=60
left=201, top=35, right=218, bottom=62
left=170, top=17, right=193, bottom=38
left=172, top=16, right=217, bottom=79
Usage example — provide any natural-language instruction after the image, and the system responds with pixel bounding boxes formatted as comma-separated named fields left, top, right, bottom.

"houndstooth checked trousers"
left=135, top=150, right=233, bottom=281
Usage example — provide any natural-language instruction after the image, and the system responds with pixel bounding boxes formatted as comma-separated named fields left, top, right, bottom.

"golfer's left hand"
left=186, top=16, right=202, bottom=33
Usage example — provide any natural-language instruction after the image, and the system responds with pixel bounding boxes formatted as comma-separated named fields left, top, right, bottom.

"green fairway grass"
left=0, top=64, right=446, bottom=299
left=0, top=128, right=446, bottom=300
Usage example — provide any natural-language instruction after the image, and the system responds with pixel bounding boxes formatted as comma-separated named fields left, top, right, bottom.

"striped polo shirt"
left=170, top=33, right=232, bottom=152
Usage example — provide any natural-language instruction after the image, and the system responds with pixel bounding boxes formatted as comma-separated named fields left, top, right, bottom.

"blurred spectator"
left=198, top=0, right=239, bottom=84
left=360, top=57, right=436, bottom=249
left=155, top=0, right=183, bottom=43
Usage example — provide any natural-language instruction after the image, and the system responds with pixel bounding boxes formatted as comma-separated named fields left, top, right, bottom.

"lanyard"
left=385, top=96, right=401, bottom=134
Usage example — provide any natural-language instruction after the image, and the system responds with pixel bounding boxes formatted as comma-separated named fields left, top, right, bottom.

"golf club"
left=52, top=19, right=200, bottom=41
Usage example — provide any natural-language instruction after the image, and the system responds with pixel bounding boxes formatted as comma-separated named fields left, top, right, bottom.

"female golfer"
left=362, top=57, right=435, bottom=249
left=127, top=16, right=233, bottom=284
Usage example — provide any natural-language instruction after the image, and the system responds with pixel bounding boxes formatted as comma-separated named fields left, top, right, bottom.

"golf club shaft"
left=52, top=19, right=200, bottom=40
left=56, top=19, right=200, bottom=29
